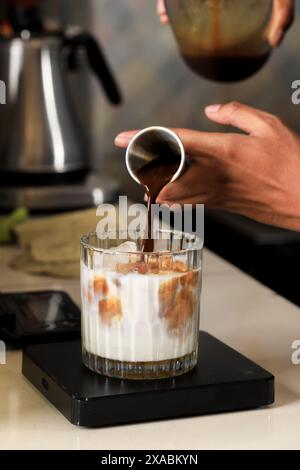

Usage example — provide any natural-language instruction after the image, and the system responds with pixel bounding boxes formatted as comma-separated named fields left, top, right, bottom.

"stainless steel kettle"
left=0, top=30, right=122, bottom=184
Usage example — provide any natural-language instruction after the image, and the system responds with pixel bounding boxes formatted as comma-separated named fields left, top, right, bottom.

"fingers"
left=115, top=126, right=246, bottom=168
left=115, top=127, right=228, bottom=157
left=115, top=102, right=277, bottom=156
left=157, top=174, right=197, bottom=204
left=114, top=100, right=269, bottom=149
left=157, top=0, right=169, bottom=24
left=268, top=0, right=294, bottom=46
left=115, top=130, right=140, bottom=147
left=205, top=102, right=274, bottom=136
left=165, top=128, right=234, bottom=157
left=156, top=157, right=226, bottom=206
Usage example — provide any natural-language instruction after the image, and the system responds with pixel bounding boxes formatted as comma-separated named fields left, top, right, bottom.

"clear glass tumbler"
left=80, top=230, right=203, bottom=380
left=165, top=0, right=273, bottom=81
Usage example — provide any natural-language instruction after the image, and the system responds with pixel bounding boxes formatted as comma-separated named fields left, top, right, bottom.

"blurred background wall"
left=41, top=0, right=300, bottom=200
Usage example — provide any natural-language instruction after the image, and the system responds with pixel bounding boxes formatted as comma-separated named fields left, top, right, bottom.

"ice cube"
left=100, top=241, right=138, bottom=270
left=109, top=241, right=137, bottom=253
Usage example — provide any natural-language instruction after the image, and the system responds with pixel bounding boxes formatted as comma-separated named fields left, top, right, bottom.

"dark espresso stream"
left=136, top=156, right=181, bottom=252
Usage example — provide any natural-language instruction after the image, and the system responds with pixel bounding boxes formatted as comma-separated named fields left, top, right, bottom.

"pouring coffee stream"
left=189, top=0, right=270, bottom=81
left=136, top=155, right=181, bottom=252
left=211, top=0, right=221, bottom=50
left=126, top=127, right=186, bottom=252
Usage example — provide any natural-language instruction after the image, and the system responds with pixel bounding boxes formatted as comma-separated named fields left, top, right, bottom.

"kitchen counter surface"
left=1, top=246, right=300, bottom=450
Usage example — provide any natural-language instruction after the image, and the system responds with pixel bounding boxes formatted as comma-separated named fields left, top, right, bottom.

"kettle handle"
left=66, top=32, right=122, bottom=105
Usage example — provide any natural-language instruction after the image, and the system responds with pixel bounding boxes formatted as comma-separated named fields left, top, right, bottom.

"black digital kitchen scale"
left=22, top=332, right=274, bottom=427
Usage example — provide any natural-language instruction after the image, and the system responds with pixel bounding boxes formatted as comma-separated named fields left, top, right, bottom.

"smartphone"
left=0, top=290, right=81, bottom=347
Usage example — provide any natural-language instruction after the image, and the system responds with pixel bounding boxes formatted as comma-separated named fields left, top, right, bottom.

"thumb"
left=268, top=0, right=294, bottom=46
left=157, top=0, right=169, bottom=24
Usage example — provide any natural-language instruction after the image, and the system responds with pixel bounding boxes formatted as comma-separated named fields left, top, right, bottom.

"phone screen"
left=21, top=292, right=67, bottom=323
left=0, top=291, right=80, bottom=330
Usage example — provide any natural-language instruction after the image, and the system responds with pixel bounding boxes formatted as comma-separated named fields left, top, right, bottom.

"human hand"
left=268, top=0, right=295, bottom=46
left=115, top=102, right=300, bottom=232
left=157, top=0, right=168, bottom=24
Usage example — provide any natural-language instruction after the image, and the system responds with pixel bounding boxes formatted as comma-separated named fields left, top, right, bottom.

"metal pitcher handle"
left=66, top=30, right=122, bottom=106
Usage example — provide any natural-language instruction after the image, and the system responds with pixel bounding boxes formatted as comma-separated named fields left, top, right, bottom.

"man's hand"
left=115, top=102, right=300, bottom=232
left=157, top=0, right=295, bottom=46
left=157, top=0, right=168, bottom=24
left=269, top=0, right=294, bottom=46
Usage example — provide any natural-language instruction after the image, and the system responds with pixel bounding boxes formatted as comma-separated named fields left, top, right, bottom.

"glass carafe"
left=165, top=0, right=273, bottom=82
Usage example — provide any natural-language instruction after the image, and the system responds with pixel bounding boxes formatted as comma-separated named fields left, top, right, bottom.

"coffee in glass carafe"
left=165, top=0, right=273, bottom=82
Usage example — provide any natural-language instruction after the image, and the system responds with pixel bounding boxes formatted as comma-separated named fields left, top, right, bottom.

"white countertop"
left=1, top=246, right=300, bottom=450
